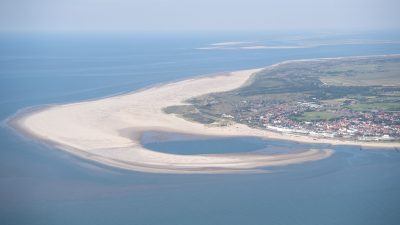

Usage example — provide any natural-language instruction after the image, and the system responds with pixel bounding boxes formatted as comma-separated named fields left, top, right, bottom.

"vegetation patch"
left=293, top=111, right=341, bottom=122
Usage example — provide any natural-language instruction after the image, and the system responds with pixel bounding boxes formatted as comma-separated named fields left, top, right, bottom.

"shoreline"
left=8, top=55, right=400, bottom=174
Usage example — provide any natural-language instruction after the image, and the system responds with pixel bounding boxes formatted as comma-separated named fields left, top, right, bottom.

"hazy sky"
left=0, top=0, right=399, bottom=32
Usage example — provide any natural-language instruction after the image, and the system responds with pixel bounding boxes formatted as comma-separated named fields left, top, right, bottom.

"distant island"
left=165, top=55, right=400, bottom=143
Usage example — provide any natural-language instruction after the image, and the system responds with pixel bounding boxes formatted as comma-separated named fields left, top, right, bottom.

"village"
left=226, top=100, right=400, bottom=141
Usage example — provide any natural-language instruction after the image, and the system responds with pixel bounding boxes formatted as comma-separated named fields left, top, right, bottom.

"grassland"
left=292, top=111, right=341, bottom=122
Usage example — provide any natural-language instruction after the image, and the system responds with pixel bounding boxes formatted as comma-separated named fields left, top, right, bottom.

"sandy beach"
left=11, top=62, right=399, bottom=173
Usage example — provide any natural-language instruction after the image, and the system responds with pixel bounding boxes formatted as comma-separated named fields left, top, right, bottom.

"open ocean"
left=1, top=31, right=400, bottom=225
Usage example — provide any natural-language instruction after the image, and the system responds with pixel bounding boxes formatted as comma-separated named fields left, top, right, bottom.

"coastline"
left=8, top=55, right=400, bottom=174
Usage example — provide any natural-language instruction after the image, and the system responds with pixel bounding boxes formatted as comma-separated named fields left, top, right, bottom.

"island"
left=10, top=55, right=400, bottom=174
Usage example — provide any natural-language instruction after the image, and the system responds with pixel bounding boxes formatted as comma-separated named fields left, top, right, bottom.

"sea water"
left=1, top=31, right=400, bottom=225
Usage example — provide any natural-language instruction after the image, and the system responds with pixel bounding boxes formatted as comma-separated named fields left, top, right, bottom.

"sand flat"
left=15, top=65, right=397, bottom=174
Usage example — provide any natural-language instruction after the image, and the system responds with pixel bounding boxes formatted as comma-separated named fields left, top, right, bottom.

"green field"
left=293, top=111, right=341, bottom=122
left=347, top=102, right=400, bottom=112
left=320, top=61, right=400, bottom=86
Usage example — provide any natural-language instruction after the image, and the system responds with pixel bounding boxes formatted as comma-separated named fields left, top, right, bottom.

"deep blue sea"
left=1, top=31, right=400, bottom=225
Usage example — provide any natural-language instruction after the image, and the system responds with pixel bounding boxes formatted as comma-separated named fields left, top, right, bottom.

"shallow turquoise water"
left=1, top=32, right=400, bottom=225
